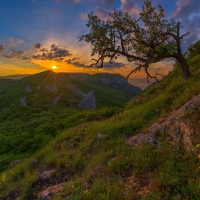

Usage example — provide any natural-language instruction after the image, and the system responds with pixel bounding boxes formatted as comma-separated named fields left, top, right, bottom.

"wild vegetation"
left=0, top=71, right=139, bottom=173
left=79, top=0, right=191, bottom=81
left=0, top=41, right=200, bottom=199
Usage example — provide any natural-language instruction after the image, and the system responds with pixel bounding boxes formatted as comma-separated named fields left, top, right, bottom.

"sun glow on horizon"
left=52, top=65, right=57, bottom=70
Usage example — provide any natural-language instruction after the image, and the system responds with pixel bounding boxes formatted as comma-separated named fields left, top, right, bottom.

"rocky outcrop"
left=48, top=84, right=58, bottom=94
left=78, top=90, right=96, bottom=110
left=38, top=182, right=66, bottom=200
left=26, top=86, right=32, bottom=93
left=20, top=96, right=27, bottom=106
left=67, top=84, right=86, bottom=98
left=52, top=96, right=60, bottom=105
left=128, top=94, right=200, bottom=151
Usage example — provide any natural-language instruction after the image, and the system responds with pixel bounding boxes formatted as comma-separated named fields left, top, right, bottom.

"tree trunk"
left=176, top=54, right=191, bottom=79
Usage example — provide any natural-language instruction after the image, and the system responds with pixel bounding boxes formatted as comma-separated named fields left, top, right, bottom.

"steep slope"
left=2, top=51, right=200, bottom=199
left=1, top=55, right=200, bottom=199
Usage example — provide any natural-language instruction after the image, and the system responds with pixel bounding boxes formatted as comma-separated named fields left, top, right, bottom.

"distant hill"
left=0, top=74, right=31, bottom=79
left=0, top=70, right=141, bottom=109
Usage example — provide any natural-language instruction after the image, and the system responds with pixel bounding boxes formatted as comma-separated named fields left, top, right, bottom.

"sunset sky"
left=0, top=0, right=199, bottom=79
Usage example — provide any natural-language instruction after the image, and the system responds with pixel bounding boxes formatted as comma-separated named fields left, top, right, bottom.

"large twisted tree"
left=79, top=0, right=191, bottom=82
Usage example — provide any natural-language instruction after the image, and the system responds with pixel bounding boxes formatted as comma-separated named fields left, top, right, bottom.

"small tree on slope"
left=79, top=0, right=191, bottom=82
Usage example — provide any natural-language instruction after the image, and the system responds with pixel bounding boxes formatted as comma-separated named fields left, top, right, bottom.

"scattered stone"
left=173, top=194, right=182, bottom=200
left=48, top=84, right=58, bottom=94
left=38, top=182, right=66, bottom=200
left=97, top=133, right=105, bottom=140
left=107, top=158, right=117, bottom=166
left=155, top=108, right=160, bottom=114
left=52, top=96, right=60, bottom=105
left=36, top=85, right=41, bottom=90
left=10, top=159, right=21, bottom=168
left=26, top=86, right=32, bottom=93
left=38, top=169, right=57, bottom=181
left=33, top=159, right=39, bottom=164
left=78, top=90, right=96, bottom=110
left=20, top=96, right=27, bottom=106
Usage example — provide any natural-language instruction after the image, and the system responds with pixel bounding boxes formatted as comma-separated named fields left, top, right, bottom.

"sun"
left=52, top=65, right=57, bottom=70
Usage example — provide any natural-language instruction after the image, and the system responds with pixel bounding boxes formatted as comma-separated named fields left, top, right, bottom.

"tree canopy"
left=187, top=40, right=200, bottom=59
left=79, top=0, right=191, bottom=82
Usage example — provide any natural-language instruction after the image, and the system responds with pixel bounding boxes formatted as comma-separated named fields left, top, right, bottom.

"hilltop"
left=1, top=51, right=200, bottom=199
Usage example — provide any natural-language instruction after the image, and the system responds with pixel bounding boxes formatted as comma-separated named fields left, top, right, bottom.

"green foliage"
left=187, top=40, right=200, bottom=59
left=80, top=0, right=191, bottom=80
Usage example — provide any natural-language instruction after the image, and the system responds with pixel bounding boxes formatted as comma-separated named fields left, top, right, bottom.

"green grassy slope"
left=1, top=53, right=200, bottom=199
left=0, top=71, right=139, bottom=173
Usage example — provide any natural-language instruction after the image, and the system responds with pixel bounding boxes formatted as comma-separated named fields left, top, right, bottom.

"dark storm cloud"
left=65, top=58, right=87, bottom=67
left=31, top=44, right=71, bottom=61
left=0, top=44, right=7, bottom=53
left=72, top=62, right=87, bottom=68
left=98, top=62, right=125, bottom=69
left=66, top=57, right=80, bottom=64
left=2, top=50, right=25, bottom=59
left=33, top=42, right=42, bottom=49
left=66, top=59, right=125, bottom=69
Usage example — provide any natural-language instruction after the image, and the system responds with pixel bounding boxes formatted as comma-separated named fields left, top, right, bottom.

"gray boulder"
left=26, top=86, right=32, bottom=93
left=52, top=96, right=60, bottom=105
left=48, top=84, right=58, bottom=94
left=78, top=90, right=96, bottom=110
left=20, top=97, right=27, bottom=106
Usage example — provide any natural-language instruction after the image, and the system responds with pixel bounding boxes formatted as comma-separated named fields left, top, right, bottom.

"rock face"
left=20, top=97, right=27, bottom=106
left=26, top=86, right=32, bottom=93
left=36, top=85, right=40, bottom=90
left=48, top=84, right=58, bottom=94
left=128, top=94, right=200, bottom=152
left=128, top=132, right=156, bottom=147
left=52, top=96, right=60, bottom=105
left=78, top=90, right=96, bottom=110
left=67, top=84, right=86, bottom=98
